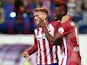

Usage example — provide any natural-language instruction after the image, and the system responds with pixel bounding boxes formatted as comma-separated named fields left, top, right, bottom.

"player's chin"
left=36, top=23, right=41, bottom=27
left=35, top=22, right=39, bottom=25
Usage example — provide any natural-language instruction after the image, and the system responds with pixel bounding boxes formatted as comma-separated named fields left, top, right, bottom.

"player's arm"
left=55, top=22, right=74, bottom=44
left=22, top=35, right=38, bottom=58
left=53, top=16, right=73, bottom=45
left=38, top=19, right=62, bottom=45
left=43, top=23, right=62, bottom=45
left=22, top=44, right=37, bottom=58
left=27, top=43, right=38, bottom=55
left=39, top=19, right=73, bottom=46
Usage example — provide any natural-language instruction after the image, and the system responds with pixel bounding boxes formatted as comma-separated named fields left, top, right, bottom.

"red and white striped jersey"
left=34, top=22, right=60, bottom=64
left=56, top=21, right=81, bottom=65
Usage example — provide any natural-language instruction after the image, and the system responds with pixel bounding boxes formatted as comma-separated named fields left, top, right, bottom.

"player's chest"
left=35, top=27, right=54, bottom=40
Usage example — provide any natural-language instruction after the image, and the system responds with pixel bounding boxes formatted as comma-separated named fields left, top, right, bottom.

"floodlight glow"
left=10, top=12, right=16, bottom=18
left=23, top=13, right=27, bottom=18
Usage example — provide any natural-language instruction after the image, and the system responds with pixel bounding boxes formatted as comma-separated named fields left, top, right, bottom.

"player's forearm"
left=27, top=44, right=38, bottom=55
left=40, top=23, right=55, bottom=45
left=45, top=29, right=62, bottom=45
left=42, top=23, right=63, bottom=45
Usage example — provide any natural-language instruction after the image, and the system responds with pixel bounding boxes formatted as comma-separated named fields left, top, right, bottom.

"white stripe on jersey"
left=39, top=39, right=45, bottom=64
left=75, top=26, right=79, bottom=44
left=45, top=38, right=51, bottom=64
left=58, top=46, right=63, bottom=65
left=35, top=29, right=38, bottom=37
left=62, top=37, right=68, bottom=65
left=52, top=46, right=57, bottom=63
left=37, top=46, right=40, bottom=64
left=39, top=28, right=45, bottom=64
left=48, top=24, right=54, bottom=37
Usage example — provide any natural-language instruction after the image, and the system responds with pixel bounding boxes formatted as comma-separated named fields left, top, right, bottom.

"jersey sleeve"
left=56, top=22, right=74, bottom=37
left=27, top=32, right=38, bottom=55
left=50, top=21, right=61, bottom=33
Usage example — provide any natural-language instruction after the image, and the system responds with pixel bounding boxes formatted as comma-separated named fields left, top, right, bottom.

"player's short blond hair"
left=34, top=8, right=49, bottom=16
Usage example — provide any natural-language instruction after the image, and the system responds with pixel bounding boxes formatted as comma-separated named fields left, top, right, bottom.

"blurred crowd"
left=0, top=0, right=87, bottom=34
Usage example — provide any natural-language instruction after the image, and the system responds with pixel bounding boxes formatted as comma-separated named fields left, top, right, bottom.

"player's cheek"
left=34, top=17, right=39, bottom=24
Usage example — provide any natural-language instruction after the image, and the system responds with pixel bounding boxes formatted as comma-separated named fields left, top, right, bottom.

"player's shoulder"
left=62, top=21, right=75, bottom=27
left=49, top=21, right=60, bottom=26
left=70, top=22, right=76, bottom=27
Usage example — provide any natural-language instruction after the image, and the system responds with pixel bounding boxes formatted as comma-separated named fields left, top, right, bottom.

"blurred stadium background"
left=0, top=0, right=87, bottom=65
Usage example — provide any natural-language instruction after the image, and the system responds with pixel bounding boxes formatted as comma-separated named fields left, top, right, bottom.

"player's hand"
left=39, top=17, right=44, bottom=23
left=22, top=51, right=29, bottom=59
left=38, top=16, right=45, bottom=27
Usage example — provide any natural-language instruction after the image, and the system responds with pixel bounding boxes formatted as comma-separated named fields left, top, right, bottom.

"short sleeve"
left=50, top=21, right=61, bottom=33
left=56, top=22, right=74, bottom=36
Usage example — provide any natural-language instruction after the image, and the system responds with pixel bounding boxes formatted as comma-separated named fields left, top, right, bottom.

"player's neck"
left=61, top=15, right=70, bottom=24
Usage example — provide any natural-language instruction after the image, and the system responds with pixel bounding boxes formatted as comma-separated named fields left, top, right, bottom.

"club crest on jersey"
left=73, top=47, right=79, bottom=52
left=58, top=27, right=64, bottom=34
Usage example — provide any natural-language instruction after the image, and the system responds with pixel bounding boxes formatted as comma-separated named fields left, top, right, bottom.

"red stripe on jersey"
left=56, top=46, right=59, bottom=62
left=50, top=46, right=54, bottom=64
left=38, top=41, right=42, bottom=64
left=43, top=39, right=47, bottom=64
left=38, top=28, right=42, bottom=64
